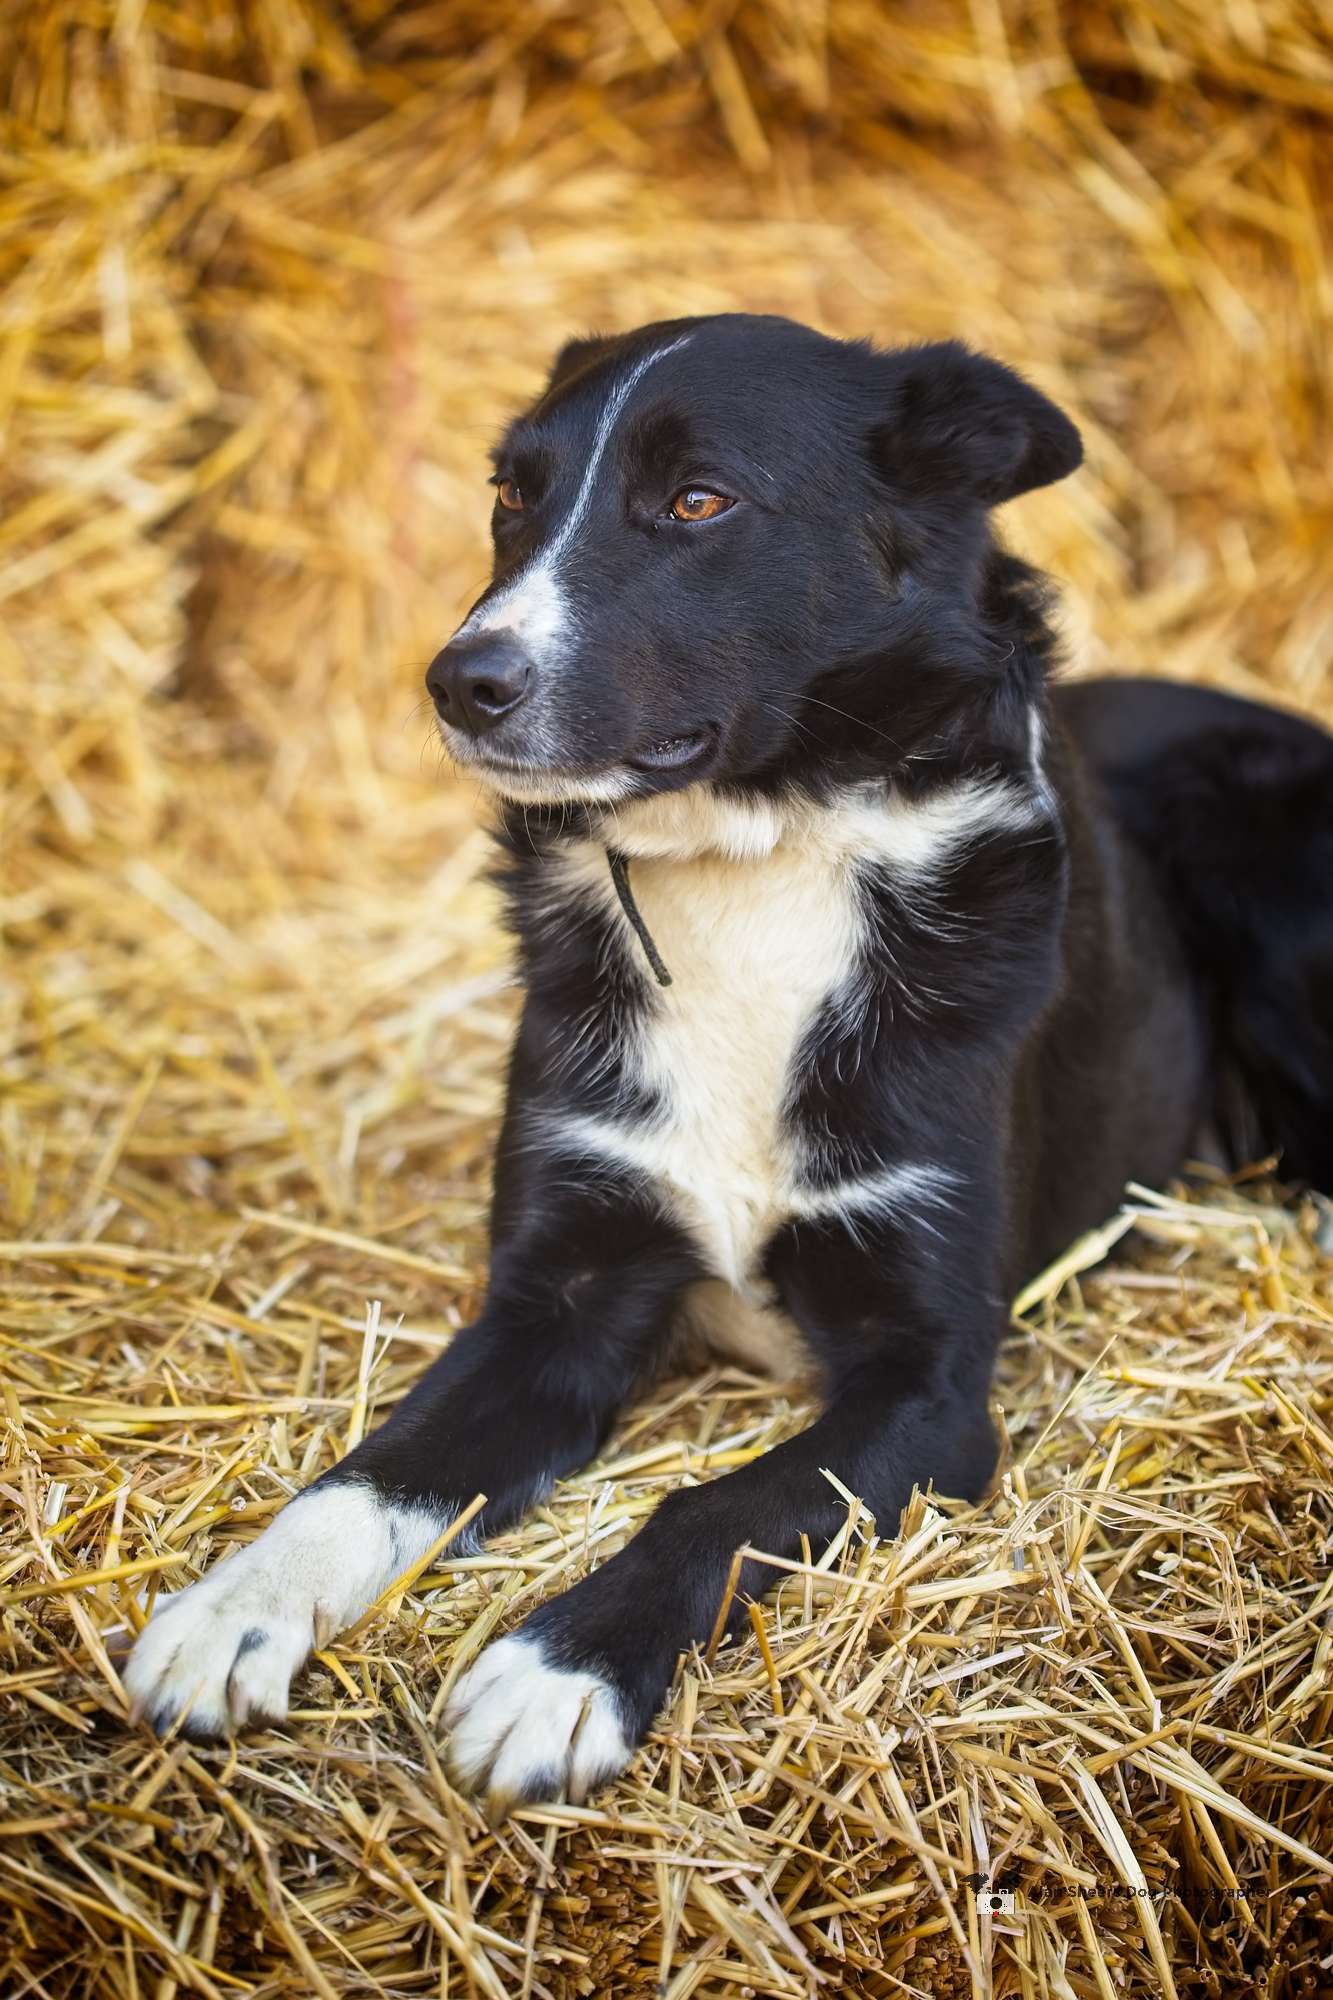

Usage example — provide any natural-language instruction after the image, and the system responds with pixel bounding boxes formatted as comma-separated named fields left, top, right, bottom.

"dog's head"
left=427, top=314, right=1081, bottom=807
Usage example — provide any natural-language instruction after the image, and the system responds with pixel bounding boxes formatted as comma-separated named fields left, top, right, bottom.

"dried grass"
left=3, top=3, right=1333, bottom=1994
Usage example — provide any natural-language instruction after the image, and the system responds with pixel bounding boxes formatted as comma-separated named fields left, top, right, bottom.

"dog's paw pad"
left=443, top=1633, right=632, bottom=1812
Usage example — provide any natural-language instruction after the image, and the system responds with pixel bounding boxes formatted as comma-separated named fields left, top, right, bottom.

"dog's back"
left=1060, top=677, right=1333, bottom=1190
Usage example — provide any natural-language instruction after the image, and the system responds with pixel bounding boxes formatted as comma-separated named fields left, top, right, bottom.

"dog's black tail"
left=1059, top=676, right=1333, bottom=1190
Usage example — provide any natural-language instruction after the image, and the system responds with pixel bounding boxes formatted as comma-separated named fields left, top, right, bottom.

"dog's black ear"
left=546, top=332, right=620, bottom=394
left=871, top=341, right=1082, bottom=505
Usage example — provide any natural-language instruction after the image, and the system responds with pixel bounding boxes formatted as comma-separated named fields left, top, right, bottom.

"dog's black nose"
left=427, top=636, right=532, bottom=736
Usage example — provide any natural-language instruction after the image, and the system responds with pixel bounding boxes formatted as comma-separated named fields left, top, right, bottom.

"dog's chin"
left=445, top=747, right=635, bottom=808
left=478, top=765, right=635, bottom=808
left=441, top=726, right=717, bottom=810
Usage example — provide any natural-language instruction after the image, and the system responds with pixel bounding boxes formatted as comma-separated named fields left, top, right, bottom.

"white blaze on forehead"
left=460, top=334, right=692, bottom=657
left=468, top=562, right=565, bottom=655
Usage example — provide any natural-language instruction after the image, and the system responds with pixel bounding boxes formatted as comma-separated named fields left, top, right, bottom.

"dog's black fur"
left=126, top=314, right=1333, bottom=1802
left=377, top=316, right=1333, bottom=1754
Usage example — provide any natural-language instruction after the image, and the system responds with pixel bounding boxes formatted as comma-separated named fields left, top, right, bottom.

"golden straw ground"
left=3, top=3, right=1332, bottom=1993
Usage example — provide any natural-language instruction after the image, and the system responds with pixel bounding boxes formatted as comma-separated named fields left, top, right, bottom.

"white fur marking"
left=446, top=746, right=637, bottom=807
left=604, top=773, right=1045, bottom=873
left=444, top=1632, right=632, bottom=1808
left=605, top=785, right=790, bottom=863
left=540, top=819, right=866, bottom=1290
left=673, top=1278, right=810, bottom=1378
left=460, top=335, right=691, bottom=661
left=858, top=775, right=1045, bottom=875
left=535, top=784, right=999, bottom=1305
left=791, top=1162, right=961, bottom=1227
left=122, top=1484, right=445, bottom=1736
left=1028, top=705, right=1058, bottom=816
left=467, top=560, right=567, bottom=654
left=535, top=774, right=1041, bottom=1370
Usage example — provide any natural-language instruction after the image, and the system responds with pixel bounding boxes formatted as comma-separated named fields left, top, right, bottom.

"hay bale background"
left=3, top=3, right=1332, bottom=1993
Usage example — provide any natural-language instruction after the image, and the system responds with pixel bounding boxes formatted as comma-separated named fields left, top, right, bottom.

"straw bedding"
left=3, top=3, right=1332, bottom=1994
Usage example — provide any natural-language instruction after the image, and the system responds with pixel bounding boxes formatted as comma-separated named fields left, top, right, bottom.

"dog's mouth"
left=440, top=721, right=716, bottom=804
left=629, top=730, right=712, bottom=774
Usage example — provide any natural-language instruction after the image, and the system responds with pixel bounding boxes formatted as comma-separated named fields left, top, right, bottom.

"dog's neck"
left=592, top=785, right=798, bottom=863
left=591, top=786, right=828, bottom=986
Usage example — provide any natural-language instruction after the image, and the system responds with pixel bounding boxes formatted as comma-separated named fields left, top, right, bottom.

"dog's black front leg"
left=123, top=1177, right=696, bottom=1743
left=445, top=1205, right=1004, bottom=1810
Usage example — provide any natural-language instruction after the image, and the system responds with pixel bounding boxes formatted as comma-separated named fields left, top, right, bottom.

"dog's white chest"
left=549, top=807, right=866, bottom=1342
left=621, top=841, right=860, bottom=1285
left=532, top=781, right=1020, bottom=1369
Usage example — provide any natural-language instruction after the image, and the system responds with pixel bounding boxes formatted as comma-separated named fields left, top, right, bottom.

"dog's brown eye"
left=669, top=488, right=733, bottom=522
left=496, top=479, right=524, bottom=511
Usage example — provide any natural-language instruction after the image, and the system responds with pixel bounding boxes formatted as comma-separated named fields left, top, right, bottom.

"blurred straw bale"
left=3, top=3, right=1332, bottom=1994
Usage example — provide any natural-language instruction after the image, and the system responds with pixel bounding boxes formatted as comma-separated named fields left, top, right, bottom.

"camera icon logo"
left=968, top=1873, right=1021, bottom=1916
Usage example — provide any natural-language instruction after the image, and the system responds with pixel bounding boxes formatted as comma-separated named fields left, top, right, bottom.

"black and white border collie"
left=125, top=314, right=1333, bottom=1813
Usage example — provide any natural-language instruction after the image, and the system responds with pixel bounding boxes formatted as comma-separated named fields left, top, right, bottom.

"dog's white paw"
left=443, top=1632, right=633, bottom=1812
left=123, top=1482, right=443, bottom=1739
